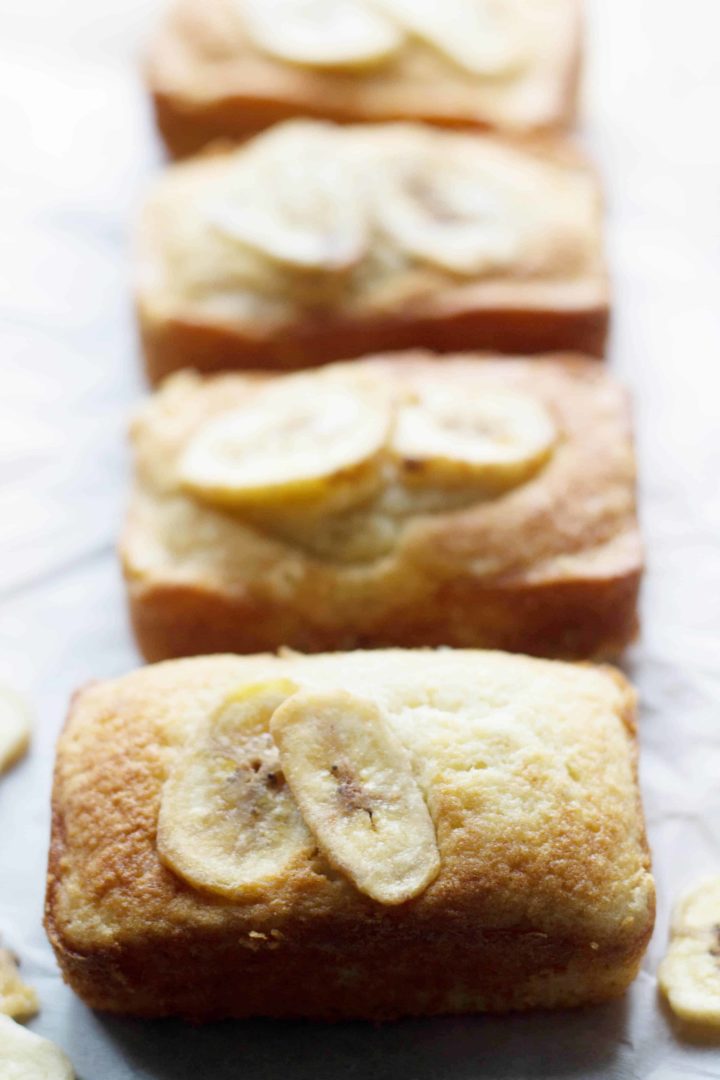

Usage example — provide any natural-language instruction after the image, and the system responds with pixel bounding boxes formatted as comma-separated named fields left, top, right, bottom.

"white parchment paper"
left=1, top=1, right=720, bottom=1076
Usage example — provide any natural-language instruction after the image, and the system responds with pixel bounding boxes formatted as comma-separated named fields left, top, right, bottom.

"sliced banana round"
left=240, top=0, right=404, bottom=71
left=270, top=689, right=440, bottom=905
left=0, top=948, right=39, bottom=1021
left=208, top=124, right=369, bottom=274
left=0, top=684, right=32, bottom=775
left=392, top=386, right=557, bottom=491
left=0, top=1015, right=74, bottom=1079
left=375, top=151, right=520, bottom=277
left=179, top=374, right=393, bottom=510
left=659, top=876, right=720, bottom=1027
left=157, top=680, right=313, bottom=900
left=370, top=0, right=526, bottom=77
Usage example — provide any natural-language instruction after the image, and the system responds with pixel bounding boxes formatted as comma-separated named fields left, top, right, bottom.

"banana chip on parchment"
left=659, top=876, right=720, bottom=1028
left=0, top=947, right=38, bottom=1021
left=0, top=1015, right=74, bottom=1078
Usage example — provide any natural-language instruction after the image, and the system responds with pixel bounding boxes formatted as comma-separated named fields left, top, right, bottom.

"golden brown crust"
left=121, top=353, right=642, bottom=661
left=136, top=124, right=609, bottom=382
left=140, top=287, right=609, bottom=383
left=45, top=650, right=655, bottom=1019
left=46, top=922, right=649, bottom=1020
left=146, top=0, right=584, bottom=158
left=127, top=563, right=640, bottom=663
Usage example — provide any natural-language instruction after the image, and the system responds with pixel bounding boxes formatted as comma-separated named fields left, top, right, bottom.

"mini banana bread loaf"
left=122, top=352, right=642, bottom=661
left=146, top=0, right=582, bottom=158
left=136, top=120, right=608, bottom=382
left=45, top=649, right=655, bottom=1020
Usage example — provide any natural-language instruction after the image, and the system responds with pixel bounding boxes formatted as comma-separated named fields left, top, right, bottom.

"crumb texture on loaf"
left=45, top=650, right=654, bottom=1019
left=122, top=354, right=641, bottom=660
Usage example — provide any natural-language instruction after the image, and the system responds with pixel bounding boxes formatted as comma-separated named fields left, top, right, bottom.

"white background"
left=1, top=2, right=720, bottom=1076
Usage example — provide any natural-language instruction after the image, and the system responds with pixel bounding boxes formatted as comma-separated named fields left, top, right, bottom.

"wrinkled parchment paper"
left=1, top=1, right=720, bottom=1076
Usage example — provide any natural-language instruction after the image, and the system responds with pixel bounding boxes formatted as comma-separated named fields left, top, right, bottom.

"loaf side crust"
left=139, top=283, right=609, bottom=382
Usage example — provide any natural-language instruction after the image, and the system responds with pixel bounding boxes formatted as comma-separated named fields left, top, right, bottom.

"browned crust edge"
left=124, top=563, right=641, bottom=663
left=150, top=85, right=577, bottom=163
left=43, top=910, right=652, bottom=1020
left=139, top=298, right=610, bottom=384
left=46, top=802, right=653, bottom=1020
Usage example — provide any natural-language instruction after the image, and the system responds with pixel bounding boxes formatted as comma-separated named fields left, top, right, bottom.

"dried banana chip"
left=0, top=685, right=31, bottom=775
left=157, top=680, right=313, bottom=898
left=271, top=689, right=440, bottom=904
left=393, top=386, right=557, bottom=491
left=241, top=0, right=403, bottom=71
left=371, top=0, right=525, bottom=76
left=0, top=1015, right=74, bottom=1079
left=208, top=123, right=369, bottom=273
left=659, top=876, right=720, bottom=1027
left=179, top=373, right=392, bottom=510
left=0, top=949, right=38, bottom=1021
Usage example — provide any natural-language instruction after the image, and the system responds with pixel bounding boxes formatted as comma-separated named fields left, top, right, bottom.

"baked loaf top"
left=137, top=121, right=604, bottom=333
left=47, top=650, right=653, bottom=956
left=123, top=353, right=639, bottom=594
left=148, top=0, right=580, bottom=135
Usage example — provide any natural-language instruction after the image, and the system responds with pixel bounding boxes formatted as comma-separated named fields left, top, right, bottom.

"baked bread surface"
left=122, top=353, right=642, bottom=661
left=46, top=649, right=655, bottom=1019
left=147, top=0, right=582, bottom=157
left=136, top=121, right=608, bottom=380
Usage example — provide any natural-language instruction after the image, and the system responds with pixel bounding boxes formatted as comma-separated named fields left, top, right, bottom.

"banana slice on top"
left=659, top=876, right=720, bottom=1027
left=375, top=151, right=520, bottom=277
left=0, top=684, right=31, bottom=775
left=0, top=1016, right=74, bottom=1079
left=240, top=0, right=404, bottom=71
left=179, top=374, right=392, bottom=511
left=392, top=386, right=557, bottom=491
left=208, top=124, right=369, bottom=274
left=371, top=0, right=525, bottom=77
left=271, top=690, right=440, bottom=905
left=157, top=680, right=313, bottom=899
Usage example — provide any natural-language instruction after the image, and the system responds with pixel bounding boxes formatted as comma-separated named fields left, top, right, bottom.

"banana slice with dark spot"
left=157, top=680, right=313, bottom=899
left=659, top=876, right=720, bottom=1027
left=270, top=689, right=440, bottom=904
